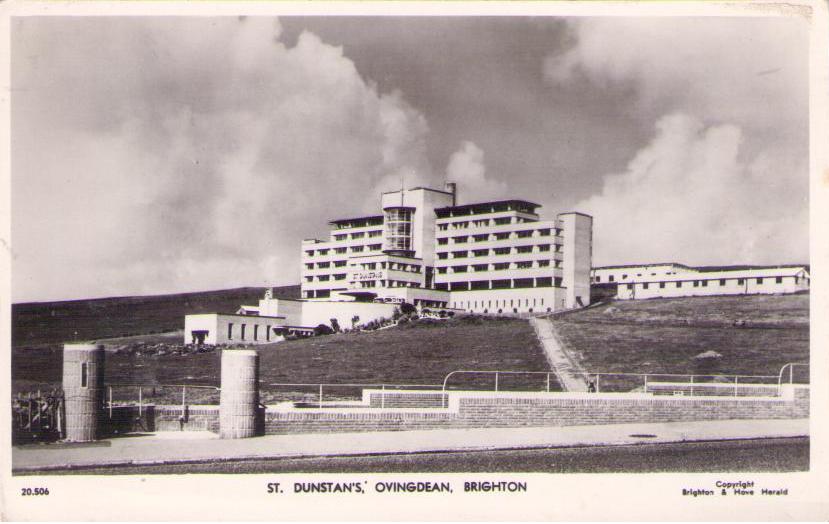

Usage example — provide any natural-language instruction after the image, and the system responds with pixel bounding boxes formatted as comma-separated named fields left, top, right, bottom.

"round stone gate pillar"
left=62, top=343, right=105, bottom=442
left=220, top=349, right=259, bottom=439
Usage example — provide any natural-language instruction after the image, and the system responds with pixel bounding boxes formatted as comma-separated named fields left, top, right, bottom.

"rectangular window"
left=776, top=276, right=783, bottom=284
left=335, top=247, right=347, bottom=254
left=609, top=276, right=615, bottom=282
left=693, top=280, right=699, bottom=287
left=80, top=362, right=88, bottom=388
left=266, top=326, right=271, bottom=341
left=659, top=282, right=665, bottom=289
left=493, top=262, right=510, bottom=270
left=538, top=244, right=551, bottom=252
left=438, top=238, right=449, bottom=245
left=757, top=277, right=764, bottom=284
left=677, top=282, right=682, bottom=288
left=318, top=275, right=330, bottom=281
left=334, top=234, right=347, bottom=241
left=369, top=230, right=382, bottom=237
left=228, top=323, right=234, bottom=339
left=334, top=274, right=346, bottom=280
left=369, top=244, right=382, bottom=251
left=438, top=267, right=447, bottom=274
left=473, top=249, right=489, bottom=257
left=318, top=249, right=328, bottom=255
left=702, top=280, right=708, bottom=287
left=516, top=230, right=533, bottom=238
left=317, top=262, right=330, bottom=268
left=538, top=229, right=551, bottom=236
left=334, top=260, right=347, bottom=267
left=494, top=217, right=511, bottom=225
left=305, top=250, right=315, bottom=257
left=454, top=236, right=468, bottom=244
left=473, top=234, right=489, bottom=242
left=627, top=284, right=633, bottom=290
left=643, top=283, right=649, bottom=289
left=351, top=246, right=363, bottom=252
left=254, top=325, right=259, bottom=341
left=452, top=251, right=468, bottom=258
left=538, top=260, right=550, bottom=267
left=494, top=232, right=510, bottom=240
left=241, top=324, right=246, bottom=340
left=720, top=279, right=726, bottom=286
left=473, top=264, right=488, bottom=271
left=438, top=253, right=448, bottom=260
left=595, top=276, right=601, bottom=283
left=452, top=266, right=468, bottom=273
left=351, top=232, right=365, bottom=239
left=738, top=279, right=745, bottom=285
left=516, top=246, right=533, bottom=253
left=494, top=247, right=510, bottom=255
left=516, top=261, right=533, bottom=269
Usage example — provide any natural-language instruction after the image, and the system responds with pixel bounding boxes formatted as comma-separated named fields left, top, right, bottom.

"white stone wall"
left=183, top=313, right=287, bottom=345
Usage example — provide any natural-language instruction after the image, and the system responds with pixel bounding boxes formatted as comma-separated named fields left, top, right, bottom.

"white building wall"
left=615, top=270, right=810, bottom=300
left=559, top=212, right=593, bottom=308
left=447, top=287, right=564, bottom=314
left=258, top=298, right=398, bottom=330
left=183, top=314, right=287, bottom=345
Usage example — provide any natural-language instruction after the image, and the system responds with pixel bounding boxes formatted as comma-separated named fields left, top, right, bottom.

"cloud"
left=545, top=17, right=808, bottom=265
left=12, top=18, right=441, bottom=301
left=445, top=141, right=507, bottom=204
left=576, top=114, right=808, bottom=266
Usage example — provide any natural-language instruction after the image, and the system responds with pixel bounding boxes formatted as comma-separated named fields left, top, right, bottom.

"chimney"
left=445, top=182, right=457, bottom=206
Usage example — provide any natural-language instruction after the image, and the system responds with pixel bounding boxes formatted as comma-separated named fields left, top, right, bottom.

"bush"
left=314, top=324, right=334, bottom=336
left=400, top=302, right=417, bottom=315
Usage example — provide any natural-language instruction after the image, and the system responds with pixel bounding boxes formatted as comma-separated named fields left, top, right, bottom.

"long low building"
left=592, top=264, right=810, bottom=301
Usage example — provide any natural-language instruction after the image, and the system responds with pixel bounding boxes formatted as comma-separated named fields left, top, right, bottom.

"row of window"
left=436, top=260, right=559, bottom=274
left=436, top=229, right=559, bottom=245
left=594, top=271, right=683, bottom=283
left=329, top=230, right=384, bottom=243
left=434, top=277, right=562, bottom=291
left=306, top=243, right=384, bottom=258
left=353, top=261, right=421, bottom=273
left=436, top=216, right=539, bottom=231
left=437, top=245, right=559, bottom=259
left=451, top=297, right=548, bottom=311
left=625, top=276, right=786, bottom=290
left=226, top=323, right=279, bottom=342
left=355, top=280, right=422, bottom=289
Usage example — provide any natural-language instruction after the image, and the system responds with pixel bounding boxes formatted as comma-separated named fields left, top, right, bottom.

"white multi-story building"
left=591, top=263, right=810, bottom=300
left=297, top=184, right=593, bottom=314
left=184, top=183, right=593, bottom=344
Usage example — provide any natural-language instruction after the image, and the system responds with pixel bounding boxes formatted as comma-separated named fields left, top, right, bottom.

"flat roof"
left=435, top=199, right=541, bottom=217
left=593, top=262, right=692, bottom=270
left=328, top=215, right=384, bottom=226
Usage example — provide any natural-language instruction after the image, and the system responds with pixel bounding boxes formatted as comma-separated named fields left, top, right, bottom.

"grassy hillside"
left=552, top=294, right=809, bottom=380
left=12, top=285, right=300, bottom=349
left=13, top=316, right=552, bottom=402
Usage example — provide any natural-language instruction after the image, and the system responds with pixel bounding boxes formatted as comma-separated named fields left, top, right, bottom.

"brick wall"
left=99, top=387, right=809, bottom=437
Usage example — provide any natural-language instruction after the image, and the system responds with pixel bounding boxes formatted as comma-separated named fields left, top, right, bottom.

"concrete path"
left=12, top=418, right=808, bottom=473
left=530, top=317, right=588, bottom=392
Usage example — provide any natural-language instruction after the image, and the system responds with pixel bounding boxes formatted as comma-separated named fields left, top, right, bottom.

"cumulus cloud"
left=445, top=141, right=507, bottom=204
left=545, top=17, right=809, bottom=265
left=576, top=114, right=808, bottom=266
left=12, top=17, right=440, bottom=301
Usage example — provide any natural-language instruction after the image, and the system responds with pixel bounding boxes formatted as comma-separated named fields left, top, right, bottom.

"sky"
left=11, top=15, right=810, bottom=302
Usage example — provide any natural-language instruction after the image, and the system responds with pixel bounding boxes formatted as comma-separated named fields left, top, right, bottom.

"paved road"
left=26, top=437, right=808, bottom=475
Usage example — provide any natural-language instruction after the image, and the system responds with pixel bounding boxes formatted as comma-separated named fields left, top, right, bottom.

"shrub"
left=314, top=324, right=334, bottom=336
left=400, top=302, right=417, bottom=316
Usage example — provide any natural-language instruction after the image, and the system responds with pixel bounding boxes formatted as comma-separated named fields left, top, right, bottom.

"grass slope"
left=12, top=285, right=300, bottom=349
left=552, top=294, right=809, bottom=381
left=13, top=317, right=551, bottom=402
